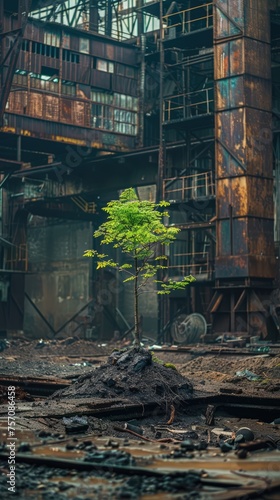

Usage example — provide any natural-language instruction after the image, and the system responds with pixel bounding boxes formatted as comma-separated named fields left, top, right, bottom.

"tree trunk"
left=134, top=255, right=140, bottom=347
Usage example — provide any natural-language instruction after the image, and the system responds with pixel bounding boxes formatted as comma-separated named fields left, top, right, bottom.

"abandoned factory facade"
left=1, top=0, right=280, bottom=343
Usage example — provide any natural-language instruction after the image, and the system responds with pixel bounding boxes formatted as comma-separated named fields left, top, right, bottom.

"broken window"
left=91, top=89, right=138, bottom=135
left=114, top=109, right=137, bottom=135
left=96, top=59, right=114, bottom=73
left=92, top=104, right=113, bottom=130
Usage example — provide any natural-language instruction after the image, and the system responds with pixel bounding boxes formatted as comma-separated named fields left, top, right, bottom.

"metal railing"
left=163, top=2, right=213, bottom=37
left=164, top=171, right=215, bottom=202
left=71, top=196, right=97, bottom=214
left=168, top=251, right=210, bottom=278
left=164, top=87, right=214, bottom=122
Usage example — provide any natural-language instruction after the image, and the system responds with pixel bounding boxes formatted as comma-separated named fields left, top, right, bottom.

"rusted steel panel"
left=216, top=179, right=231, bottom=218
left=90, top=69, right=111, bottom=89
left=30, top=53, right=42, bottom=74
left=244, top=0, right=271, bottom=43
left=90, top=41, right=137, bottom=65
left=247, top=178, right=274, bottom=219
left=62, top=61, right=80, bottom=83
left=111, top=75, right=137, bottom=96
left=18, top=50, right=29, bottom=70
left=216, top=253, right=276, bottom=279
left=244, top=77, right=271, bottom=111
left=248, top=219, right=275, bottom=256
left=25, top=22, right=40, bottom=42
left=77, top=65, right=91, bottom=86
left=215, top=109, right=246, bottom=178
left=232, top=218, right=248, bottom=255
left=214, top=0, right=245, bottom=40
left=105, top=44, right=115, bottom=61
left=4, top=114, right=135, bottom=152
left=79, top=54, right=90, bottom=67
left=215, top=0, right=270, bottom=43
left=216, top=74, right=271, bottom=113
left=69, top=35, right=80, bottom=52
left=217, top=220, right=231, bottom=255
left=246, top=109, right=273, bottom=175
left=215, top=39, right=244, bottom=80
left=89, top=39, right=106, bottom=58
left=217, top=177, right=274, bottom=221
left=214, top=0, right=275, bottom=282
left=8, top=91, right=28, bottom=114
left=215, top=255, right=247, bottom=278
left=114, top=46, right=137, bottom=66
left=38, top=55, right=60, bottom=71
left=60, top=98, right=72, bottom=123
left=28, top=92, right=43, bottom=118
left=223, top=178, right=248, bottom=217
left=216, top=108, right=272, bottom=178
left=73, top=101, right=86, bottom=127
left=216, top=76, right=245, bottom=111
left=244, top=38, right=271, bottom=79
left=45, top=95, right=59, bottom=121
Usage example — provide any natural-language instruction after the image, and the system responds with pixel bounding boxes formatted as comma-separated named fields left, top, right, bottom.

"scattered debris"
left=1, top=340, right=280, bottom=499
left=235, top=427, right=255, bottom=442
left=235, top=369, right=263, bottom=381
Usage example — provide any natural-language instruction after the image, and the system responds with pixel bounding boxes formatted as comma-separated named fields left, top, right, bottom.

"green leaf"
left=120, top=263, right=132, bottom=269
left=123, top=276, right=136, bottom=283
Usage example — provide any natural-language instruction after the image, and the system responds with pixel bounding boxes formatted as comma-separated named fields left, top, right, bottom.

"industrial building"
left=1, top=0, right=280, bottom=344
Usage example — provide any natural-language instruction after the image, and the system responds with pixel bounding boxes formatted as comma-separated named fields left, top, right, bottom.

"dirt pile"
left=50, top=347, right=193, bottom=407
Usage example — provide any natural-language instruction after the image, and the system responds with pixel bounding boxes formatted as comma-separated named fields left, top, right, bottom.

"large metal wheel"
left=171, top=313, right=207, bottom=344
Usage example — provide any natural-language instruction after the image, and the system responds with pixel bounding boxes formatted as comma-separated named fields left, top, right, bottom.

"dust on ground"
left=1, top=338, right=280, bottom=398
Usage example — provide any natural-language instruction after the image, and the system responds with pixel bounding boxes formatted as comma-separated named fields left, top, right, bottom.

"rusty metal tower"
left=211, top=0, right=276, bottom=339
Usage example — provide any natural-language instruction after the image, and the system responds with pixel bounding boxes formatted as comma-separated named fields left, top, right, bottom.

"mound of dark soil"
left=50, top=348, right=193, bottom=407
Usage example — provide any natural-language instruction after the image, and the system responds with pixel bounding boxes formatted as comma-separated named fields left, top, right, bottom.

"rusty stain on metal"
left=215, top=0, right=275, bottom=281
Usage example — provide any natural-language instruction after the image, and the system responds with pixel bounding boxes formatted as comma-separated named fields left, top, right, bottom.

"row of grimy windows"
left=13, top=70, right=138, bottom=107
left=11, top=71, right=138, bottom=136
left=20, top=40, right=136, bottom=78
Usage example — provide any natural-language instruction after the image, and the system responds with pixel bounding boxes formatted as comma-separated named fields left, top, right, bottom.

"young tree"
left=84, top=188, right=195, bottom=347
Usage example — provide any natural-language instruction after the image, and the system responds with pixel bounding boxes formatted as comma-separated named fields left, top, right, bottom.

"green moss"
left=163, top=362, right=177, bottom=371
left=152, top=352, right=177, bottom=371
left=152, top=354, right=164, bottom=365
